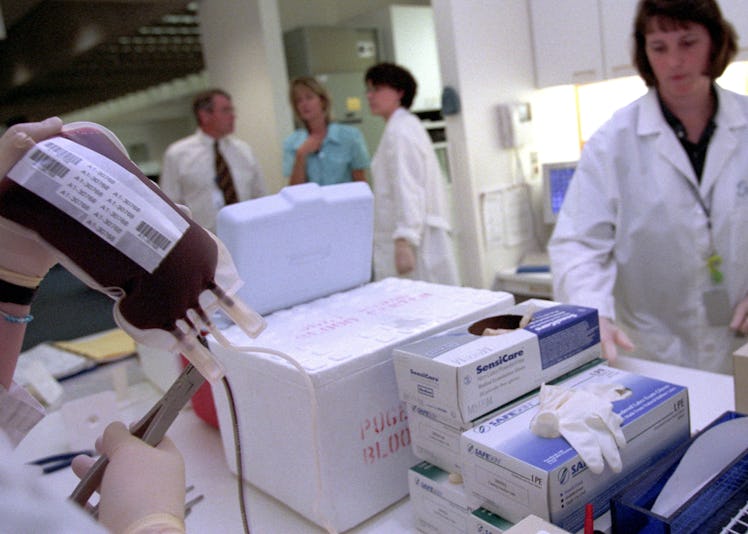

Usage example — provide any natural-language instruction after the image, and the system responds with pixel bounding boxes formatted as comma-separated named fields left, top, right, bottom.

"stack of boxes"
left=209, top=182, right=696, bottom=533
left=393, top=300, right=692, bottom=533
left=211, top=182, right=527, bottom=531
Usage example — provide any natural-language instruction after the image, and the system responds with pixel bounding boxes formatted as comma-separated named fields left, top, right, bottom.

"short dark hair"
left=192, top=88, right=231, bottom=121
left=633, top=0, right=737, bottom=87
left=364, top=62, right=418, bottom=109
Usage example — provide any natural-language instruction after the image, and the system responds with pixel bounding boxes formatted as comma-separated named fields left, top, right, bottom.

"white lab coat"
left=549, top=86, right=748, bottom=374
left=0, top=384, right=106, bottom=533
left=370, top=107, right=459, bottom=285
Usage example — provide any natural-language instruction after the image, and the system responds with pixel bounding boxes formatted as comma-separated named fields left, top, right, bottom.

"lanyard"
left=682, top=176, right=723, bottom=283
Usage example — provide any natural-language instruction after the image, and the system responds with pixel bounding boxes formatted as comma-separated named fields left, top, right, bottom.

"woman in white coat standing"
left=549, top=0, right=748, bottom=374
left=365, top=62, right=460, bottom=285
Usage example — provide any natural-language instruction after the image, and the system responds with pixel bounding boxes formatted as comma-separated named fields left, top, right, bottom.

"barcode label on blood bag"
left=7, top=137, right=189, bottom=273
left=29, top=149, right=76, bottom=179
left=136, top=221, right=172, bottom=251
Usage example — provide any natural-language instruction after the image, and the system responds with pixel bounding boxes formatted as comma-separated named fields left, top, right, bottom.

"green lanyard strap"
left=707, top=254, right=723, bottom=284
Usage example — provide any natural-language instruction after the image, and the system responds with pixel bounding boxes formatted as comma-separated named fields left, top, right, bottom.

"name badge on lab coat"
left=703, top=287, right=731, bottom=326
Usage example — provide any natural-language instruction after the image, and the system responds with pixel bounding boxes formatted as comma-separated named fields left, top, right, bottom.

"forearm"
left=0, top=302, right=31, bottom=389
left=288, top=152, right=308, bottom=185
left=351, top=168, right=367, bottom=183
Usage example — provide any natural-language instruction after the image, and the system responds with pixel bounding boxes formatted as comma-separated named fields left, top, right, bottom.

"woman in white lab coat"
left=365, top=62, right=460, bottom=285
left=549, top=0, right=748, bottom=374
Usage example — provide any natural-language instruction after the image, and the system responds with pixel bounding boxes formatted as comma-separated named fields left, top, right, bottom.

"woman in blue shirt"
left=283, top=77, right=370, bottom=186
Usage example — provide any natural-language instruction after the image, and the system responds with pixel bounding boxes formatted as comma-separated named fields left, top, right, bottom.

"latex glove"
left=530, top=382, right=629, bottom=474
left=729, top=293, right=748, bottom=335
left=0, top=118, right=63, bottom=300
left=0, top=117, right=63, bottom=177
left=599, top=316, right=635, bottom=363
left=394, top=238, right=416, bottom=275
left=71, top=421, right=185, bottom=534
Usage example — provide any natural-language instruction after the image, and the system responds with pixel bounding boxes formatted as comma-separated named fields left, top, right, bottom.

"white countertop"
left=10, top=354, right=736, bottom=533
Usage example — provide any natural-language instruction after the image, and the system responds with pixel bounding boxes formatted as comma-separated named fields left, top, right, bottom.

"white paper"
left=651, top=416, right=748, bottom=517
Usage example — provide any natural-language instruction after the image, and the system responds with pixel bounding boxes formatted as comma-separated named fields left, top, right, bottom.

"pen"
left=584, top=503, right=594, bottom=534
left=29, top=450, right=95, bottom=474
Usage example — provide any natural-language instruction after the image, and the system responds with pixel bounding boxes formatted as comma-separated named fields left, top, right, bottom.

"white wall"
left=432, top=0, right=537, bottom=288
left=278, top=0, right=428, bottom=31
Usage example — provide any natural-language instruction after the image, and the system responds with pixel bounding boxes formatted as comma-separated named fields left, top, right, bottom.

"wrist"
left=0, top=307, right=33, bottom=324
left=121, top=513, right=185, bottom=534
left=0, top=279, right=39, bottom=305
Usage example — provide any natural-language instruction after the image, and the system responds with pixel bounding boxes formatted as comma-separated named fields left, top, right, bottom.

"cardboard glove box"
left=460, top=362, right=690, bottom=533
left=393, top=301, right=602, bottom=428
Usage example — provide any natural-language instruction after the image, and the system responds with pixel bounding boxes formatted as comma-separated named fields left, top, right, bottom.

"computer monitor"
left=542, top=161, right=577, bottom=224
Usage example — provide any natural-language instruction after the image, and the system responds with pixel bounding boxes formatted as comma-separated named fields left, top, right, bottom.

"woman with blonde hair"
left=283, top=76, right=370, bottom=186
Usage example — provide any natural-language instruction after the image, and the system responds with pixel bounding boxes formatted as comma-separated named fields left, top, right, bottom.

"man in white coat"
left=365, top=62, right=460, bottom=286
left=549, top=0, right=748, bottom=374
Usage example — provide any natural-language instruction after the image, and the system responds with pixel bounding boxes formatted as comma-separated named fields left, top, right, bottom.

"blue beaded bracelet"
left=0, top=309, right=34, bottom=324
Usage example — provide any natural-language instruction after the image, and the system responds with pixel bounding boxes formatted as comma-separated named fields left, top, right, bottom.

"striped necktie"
left=214, top=140, right=238, bottom=205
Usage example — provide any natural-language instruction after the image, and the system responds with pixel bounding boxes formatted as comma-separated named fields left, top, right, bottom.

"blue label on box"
left=524, top=305, right=600, bottom=369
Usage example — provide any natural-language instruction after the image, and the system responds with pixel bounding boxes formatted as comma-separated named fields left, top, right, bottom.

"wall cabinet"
left=344, top=5, right=442, bottom=111
left=719, top=0, right=748, bottom=61
left=599, top=0, right=638, bottom=79
left=529, top=0, right=637, bottom=87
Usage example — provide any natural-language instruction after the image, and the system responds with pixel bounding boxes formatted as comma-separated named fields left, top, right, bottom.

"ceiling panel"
left=0, top=0, right=204, bottom=124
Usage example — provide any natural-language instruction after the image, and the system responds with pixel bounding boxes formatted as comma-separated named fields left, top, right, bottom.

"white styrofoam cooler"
left=217, top=181, right=374, bottom=315
left=209, top=278, right=515, bottom=532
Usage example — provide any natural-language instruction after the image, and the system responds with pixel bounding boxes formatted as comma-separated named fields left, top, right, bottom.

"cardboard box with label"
left=460, top=363, right=690, bottom=533
left=394, top=301, right=601, bottom=427
left=408, top=461, right=472, bottom=533
left=210, top=278, right=515, bottom=532
left=408, top=402, right=501, bottom=475
left=469, top=507, right=515, bottom=533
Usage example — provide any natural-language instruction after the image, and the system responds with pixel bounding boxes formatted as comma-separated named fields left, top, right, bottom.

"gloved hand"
left=599, top=316, right=635, bottom=363
left=0, top=118, right=63, bottom=304
left=0, top=117, right=63, bottom=177
left=530, top=382, right=630, bottom=474
left=395, top=238, right=416, bottom=275
left=71, top=421, right=185, bottom=534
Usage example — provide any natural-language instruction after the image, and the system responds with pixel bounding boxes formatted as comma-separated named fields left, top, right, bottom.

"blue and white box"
left=460, top=363, right=690, bottom=533
left=408, top=402, right=501, bottom=475
left=468, top=508, right=514, bottom=533
left=393, top=300, right=601, bottom=427
left=408, top=461, right=472, bottom=533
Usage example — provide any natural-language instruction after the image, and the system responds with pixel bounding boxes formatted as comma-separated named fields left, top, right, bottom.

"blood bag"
left=0, top=122, right=265, bottom=381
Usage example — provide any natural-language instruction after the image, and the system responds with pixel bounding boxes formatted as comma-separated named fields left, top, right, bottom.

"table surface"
left=10, top=354, right=736, bottom=533
left=493, top=268, right=553, bottom=299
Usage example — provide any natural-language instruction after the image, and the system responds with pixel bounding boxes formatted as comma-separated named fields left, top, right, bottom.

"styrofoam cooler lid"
left=217, top=182, right=373, bottom=315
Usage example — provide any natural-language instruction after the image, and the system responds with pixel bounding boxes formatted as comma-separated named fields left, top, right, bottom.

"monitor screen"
left=542, top=161, right=577, bottom=224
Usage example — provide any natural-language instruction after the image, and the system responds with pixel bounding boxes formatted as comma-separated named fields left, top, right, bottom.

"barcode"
left=136, top=221, right=172, bottom=251
left=30, top=149, right=74, bottom=179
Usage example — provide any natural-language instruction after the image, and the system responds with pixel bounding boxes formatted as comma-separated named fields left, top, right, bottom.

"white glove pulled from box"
left=530, top=382, right=630, bottom=474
